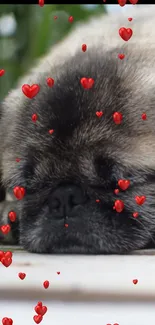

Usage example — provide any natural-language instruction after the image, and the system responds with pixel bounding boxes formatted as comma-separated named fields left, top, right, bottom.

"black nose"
left=50, top=184, right=86, bottom=219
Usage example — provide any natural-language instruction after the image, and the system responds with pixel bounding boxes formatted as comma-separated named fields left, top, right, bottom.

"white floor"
left=0, top=250, right=155, bottom=325
left=1, top=301, right=155, bottom=325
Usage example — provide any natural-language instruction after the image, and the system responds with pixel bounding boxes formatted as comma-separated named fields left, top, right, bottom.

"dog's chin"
left=19, top=217, right=149, bottom=255
left=20, top=235, right=147, bottom=255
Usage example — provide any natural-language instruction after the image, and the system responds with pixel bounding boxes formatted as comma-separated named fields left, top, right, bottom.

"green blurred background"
left=0, top=4, right=107, bottom=100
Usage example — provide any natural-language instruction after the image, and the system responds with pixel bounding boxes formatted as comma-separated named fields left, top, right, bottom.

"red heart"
left=22, top=84, right=40, bottom=99
left=49, top=129, right=54, bottom=135
left=32, top=113, right=38, bottom=123
left=117, top=0, right=126, bottom=6
left=82, top=44, right=87, bottom=52
left=118, top=54, right=125, bottom=60
left=18, top=272, right=26, bottom=280
left=114, top=200, right=124, bottom=213
left=68, top=16, right=74, bottom=23
left=128, top=17, right=133, bottom=22
left=47, top=78, right=54, bottom=87
left=0, top=69, right=5, bottom=77
left=141, top=113, right=147, bottom=120
left=119, top=27, right=133, bottom=41
left=132, top=212, right=139, bottom=218
left=2, top=318, right=13, bottom=325
left=13, top=186, right=25, bottom=200
left=113, top=112, right=123, bottom=125
left=80, top=78, right=94, bottom=89
left=1, top=224, right=11, bottom=235
left=4, top=251, right=12, bottom=258
left=135, top=196, right=146, bottom=205
left=35, top=305, right=47, bottom=316
left=1, top=257, right=12, bottom=267
left=133, top=279, right=138, bottom=285
left=0, top=250, right=4, bottom=261
left=129, top=0, right=138, bottom=4
left=57, top=272, right=60, bottom=275
left=8, top=211, right=17, bottom=222
left=114, top=189, right=119, bottom=195
left=43, top=280, right=49, bottom=289
left=118, top=179, right=130, bottom=191
left=16, top=158, right=21, bottom=162
left=39, top=0, right=44, bottom=7
left=33, top=315, right=43, bottom=324
left=96, top=111, right=103, bottom=118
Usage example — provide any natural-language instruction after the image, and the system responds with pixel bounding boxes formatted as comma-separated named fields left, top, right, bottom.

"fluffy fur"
left=0, top=5, right=155, bottom=254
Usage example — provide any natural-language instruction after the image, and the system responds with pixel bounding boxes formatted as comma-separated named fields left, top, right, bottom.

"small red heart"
left=18, top=272, right=26, bottom=280
left=32, top=114, right=38, bottom=123
left=118, top=54, right=125, bottom=60
left=135, top=196, right=146, bottom=205
left=96, top=111, right=103, bottom=118
left=1, top=257, right=12, bottom=267
left=68, top=16, right=74, bottom=23
left=114, top=200, right=124, bottom=213
left=35, top=305, right=47, bottom=316
left=13, top=186, right=25, bottom=200
left=114, top=189, right=119, bottom=195
left=37, top=302, right=42, bottom=307
left=64, top=223, right=68, bottom=228
left=39, top=0, right=44, bottom=6
left=22, top=84, right=40, bottom=99
left=141, top=113, right=147, bottom=120
left=0, top=250, right=4, bottom=261
left=117, top=0, right=126, bottom=6
left=4, top=251, right=12, bottom=258
left=8, top=211, right=17, bottom=222
left=128, top=17, right=133, bottom=21
left=47, top=78, right=54, bottom=87
left=43, top=280, right=49, bottom=289
left=96, top=199, right=100, bottom=203
left=119, top=27, right=133, bottom=41
left=2, top=318, right=13, bottom=325
left=129, top=0, right=138, bottom=4
left=82, top=44, right=87, bottom=52
left=49, top=129, right=54, bottom=135
left=1, top=224, right=11, bottom=235
left=80, top=78, right=94, bottom=89
left=113, top=112, right=123, bottom=125
left=133, top=279, right=138, bottom=284
left=33, top=315, right=43, bottom=324
left=57, top=272, right=60, bottom=275
left=0, top=69, right=5, bottom=77
left=132, top=212, right=139, bottom=218
left=118, top=179, right=130, bottom=191
left=16, top=158, right=21, bottom=162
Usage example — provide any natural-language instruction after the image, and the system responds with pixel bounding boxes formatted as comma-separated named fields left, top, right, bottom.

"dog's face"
left=2, top=47, right=155, bottom=253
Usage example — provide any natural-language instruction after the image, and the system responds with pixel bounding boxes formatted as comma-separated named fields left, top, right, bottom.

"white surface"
left=0, top=252, right=155, bottom=300
left=0, top=301, right=155, bottom=325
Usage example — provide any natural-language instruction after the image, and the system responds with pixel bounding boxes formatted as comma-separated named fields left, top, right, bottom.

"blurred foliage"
left=0, top=4, right=107, bottom=100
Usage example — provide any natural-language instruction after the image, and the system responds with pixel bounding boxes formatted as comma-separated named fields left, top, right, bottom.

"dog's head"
left=2, top=46, right=155, bottom=253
